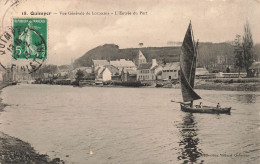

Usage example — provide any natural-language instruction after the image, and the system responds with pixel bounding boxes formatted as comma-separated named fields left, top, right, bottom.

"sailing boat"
left=178, top=22, right=231, bottom=114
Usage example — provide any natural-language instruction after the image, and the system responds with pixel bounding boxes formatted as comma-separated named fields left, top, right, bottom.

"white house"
left=137, top=59, right=162, bottom=80
left=98, top=67, right=111, bottom=81
left=162, top=62, right=180, bottom=80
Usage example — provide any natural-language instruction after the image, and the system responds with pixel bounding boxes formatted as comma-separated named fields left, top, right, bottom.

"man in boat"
left=217, top=103, right=221, bottom=108
left=199, top=102, right=203, bottom=108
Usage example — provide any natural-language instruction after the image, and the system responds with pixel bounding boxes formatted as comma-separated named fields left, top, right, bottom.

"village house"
left=105, top=65, right=119, bottom=76
left=162, top=62, right=180, bottom=80
left=137, top=59, right=162, bottom=81
left=110, top=59, right=136, bottom=72
left=105, top=65, right=120, bottom=81
left=134, top=50, right=147, bottom=66
left=94, top=66, right=104, bottom=79
left=121, top=68, right=137, bottom=82
left=97, top=67, right=112, bottom=81
left=92, top=60, right=109, bottom=71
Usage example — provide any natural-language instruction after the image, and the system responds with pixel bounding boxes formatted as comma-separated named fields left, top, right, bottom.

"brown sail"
left=180, top=22, right=201, bottom=102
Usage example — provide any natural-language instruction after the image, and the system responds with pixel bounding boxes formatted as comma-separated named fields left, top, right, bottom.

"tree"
left=75, top=69, right=85, bottom=85
left=242, top=21, right=254, bottom=76
left=234, top=34, right=243, bottom=75
left=139, top=43, right=143, bottom=47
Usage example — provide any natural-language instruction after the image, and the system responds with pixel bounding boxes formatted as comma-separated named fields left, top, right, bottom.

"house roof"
left=105, top=65, right=119, bottom=74
left=163, top=62, right=180, bottom=70
left=73, top=67, right=92, bottom=74
left=137, top=50, right=146, bottom=60
left=151, top=65, right=162, bottom=71
left=58, top=65, right=71, bottom=71
left=93, top=60, right=109, bottom=66
left=110, top=59, right=136, bottom=67
left=122, top=68, right=137, bottom=75
left=249, top=62, right=260, bottom=69
left=137, top=63, right=152, bottom=70
left=94, top=66, right=102, bottom=74
left=98, top=68, right=111, bottom=78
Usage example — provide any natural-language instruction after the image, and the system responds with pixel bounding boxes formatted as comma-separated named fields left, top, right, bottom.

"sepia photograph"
left=0, top=0, right=260, bottom=163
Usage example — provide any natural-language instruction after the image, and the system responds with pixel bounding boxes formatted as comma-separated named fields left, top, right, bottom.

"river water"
left=0, top=84, right=260, bottom=164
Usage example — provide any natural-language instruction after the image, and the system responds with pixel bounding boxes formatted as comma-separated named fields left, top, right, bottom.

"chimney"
left=152, top=59, right=157, bottom=68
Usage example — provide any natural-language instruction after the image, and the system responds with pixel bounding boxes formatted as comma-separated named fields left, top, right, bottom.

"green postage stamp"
left=13, top=18, right=47, bottom=60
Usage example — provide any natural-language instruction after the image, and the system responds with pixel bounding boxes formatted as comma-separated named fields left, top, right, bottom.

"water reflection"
left=177, top=113, right=203, bottom=164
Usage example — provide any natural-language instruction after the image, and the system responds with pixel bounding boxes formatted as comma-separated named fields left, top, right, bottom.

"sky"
left=1, top=0, right=260, bottom=65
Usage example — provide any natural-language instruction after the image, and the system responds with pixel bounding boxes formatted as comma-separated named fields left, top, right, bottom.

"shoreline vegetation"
left=0, top=83, right=64, bottom=164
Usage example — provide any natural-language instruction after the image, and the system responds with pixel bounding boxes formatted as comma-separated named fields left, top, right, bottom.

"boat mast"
left=190, top=22, right=195, bottom=107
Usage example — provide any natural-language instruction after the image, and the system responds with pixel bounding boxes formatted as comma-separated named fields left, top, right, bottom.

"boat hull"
left=180, top=104, right=231, bottom=114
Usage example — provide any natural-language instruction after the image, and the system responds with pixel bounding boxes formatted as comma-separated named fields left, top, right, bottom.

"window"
left=169, top=76, right=171, bottom=79
left=174, top=70, right=177, bottom=72
left=170, top=70, right=173, bottom=72
left=167, top=70, right=169, bottom=72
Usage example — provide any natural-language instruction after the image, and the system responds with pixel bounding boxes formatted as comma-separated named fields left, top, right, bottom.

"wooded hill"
left=73, top=43, right=260, bottom=71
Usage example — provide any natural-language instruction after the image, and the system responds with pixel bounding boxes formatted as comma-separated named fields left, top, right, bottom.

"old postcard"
left=0, top=0, right=260, bottom=163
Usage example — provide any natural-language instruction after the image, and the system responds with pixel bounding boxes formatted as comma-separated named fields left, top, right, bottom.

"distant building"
left=105, top=65, right=120, bottom=81
left=110, top=59, right=136, bottom=72
left=134, top=50, right=147, bottom=66
left=162, top=62, right=180, bottom=80
left=58, top=72, right=69, bottom=79
left=137, top=59, right=162, bottom=81
left=121, top=68, right=137, bottom=82
left=94, top=66, right=102, bottom=79
left=248, top=61, right=260, bottom=77
left=97, top=67, right=111, bottom=81
left=92, top=60, right=109, bottom=71
left=105, top=65, right=119, bottom=76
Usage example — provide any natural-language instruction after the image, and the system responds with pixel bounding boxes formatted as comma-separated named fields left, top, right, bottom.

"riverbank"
left=34, top=77, right=260, bottom=92
left=80, top=81, right=260, bottom=92
left=195, top=81, right=260, bottom=91
left=34, top=80, right=260, bottom=92
left=0, top=83, right=64, bottom=164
